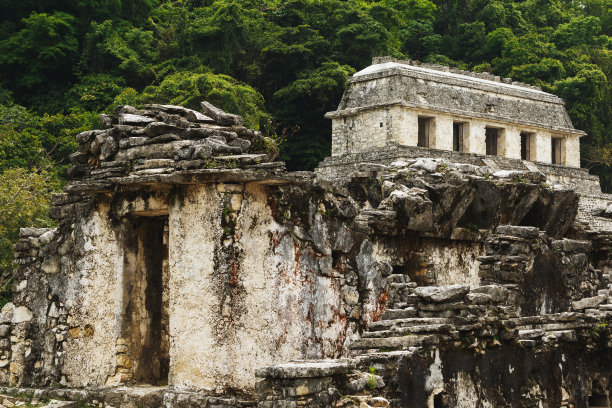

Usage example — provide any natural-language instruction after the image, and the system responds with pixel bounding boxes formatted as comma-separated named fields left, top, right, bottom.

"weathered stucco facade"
left=1, top=63, right=611, bottom=408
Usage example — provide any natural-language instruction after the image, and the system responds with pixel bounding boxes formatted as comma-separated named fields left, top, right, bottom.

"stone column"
left=565, top=136, right=580, bottom=167
left=395, top=108, right=419, bottom=147
left=330, top=118, right=347, bottom=157
left=502, top=127, right=521, bottom=159
left=467, top=121, right=487, bottom=155
left=433, top=115, right=453, bottom=151
left=534, top=132, right=552, bottom=163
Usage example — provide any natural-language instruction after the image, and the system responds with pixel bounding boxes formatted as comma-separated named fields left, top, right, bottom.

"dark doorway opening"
left=485, top=127, right=500, bottom=156
left=552, top=137, right=563, bottom=164
left=433, top=393, right=444, bottom=408
left=122, top=215, right=170, bottom=385
left=588, top=393, right=610, bottom=408
left=453, top=123, right=465, bottom=152
left=418, top=117, right=433, bottom=147
left=521, top=132, right=533, bottom=161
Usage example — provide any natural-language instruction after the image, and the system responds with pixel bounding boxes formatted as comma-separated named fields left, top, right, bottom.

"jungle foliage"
left=0, top=0, right=610, bottom=288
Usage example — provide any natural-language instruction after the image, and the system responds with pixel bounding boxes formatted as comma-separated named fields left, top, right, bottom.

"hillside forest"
left=0, top=0, right=610, bottom=301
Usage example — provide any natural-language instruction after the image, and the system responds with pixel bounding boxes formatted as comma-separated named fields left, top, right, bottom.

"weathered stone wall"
left=331, top=106, right=582, bottom=167
left=166, top=182, right=353, bottom=391
left=4, top=101, right=611, bottom=407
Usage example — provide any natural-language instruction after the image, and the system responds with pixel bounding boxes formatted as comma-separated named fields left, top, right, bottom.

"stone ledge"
left=0, top=386, right=256, bottom=408
left=255, top=359, right=357, bottom=379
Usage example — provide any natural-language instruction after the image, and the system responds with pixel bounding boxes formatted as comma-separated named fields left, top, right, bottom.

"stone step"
left=351, top=334, right=439, bottom=350
left=381, top=308, right=417, bottom=320
left=515, top=322, right=593, bottom=332
left=368, top=317, right=452, bottom=331
left=362, top=324, right=453, bottom=338
left=519, top=329, right=578, bottom=342
left=254, top=359, right=356, bottom=379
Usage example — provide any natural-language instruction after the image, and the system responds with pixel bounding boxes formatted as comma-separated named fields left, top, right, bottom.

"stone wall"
left=3, top=101, right=611, bottom=407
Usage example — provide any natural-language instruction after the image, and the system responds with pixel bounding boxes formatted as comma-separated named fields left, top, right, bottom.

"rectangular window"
left=552, top=137, right=563, bottom=164
left=520, top=132, right=533, bottom=161
left=418, top=117, right=433, bottom=148
left=453, top=123, right=465, bottom=152
left=485, top=127, right=499, bottom=156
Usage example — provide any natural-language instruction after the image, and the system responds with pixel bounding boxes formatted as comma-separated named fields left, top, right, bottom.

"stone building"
left=326, top=56, right=584, bottom=167
left=0, top=61, right=610, bottom=408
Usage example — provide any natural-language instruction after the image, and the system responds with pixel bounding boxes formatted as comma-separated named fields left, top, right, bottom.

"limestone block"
left=41, top=256, right=60, bottom=274
left=255, top=359, right=356, bottom=379
left=11, top=307, right=33, bottom=324
left=143, top=122, right=183, bottom=137
left=370, top=397, right=391, bottom=407
left=571, top=295, right=605, bottom=310
left=495, top=226, right=539, bottom=238
left=414, top=285, right=470, bottom=303
left=118, top=113, right=154, bottom=126
left=0, top=303, right=13, bottom=324
left=200, top=101, right=243, bottom=126
left=40, top=400, right=78, bottom=408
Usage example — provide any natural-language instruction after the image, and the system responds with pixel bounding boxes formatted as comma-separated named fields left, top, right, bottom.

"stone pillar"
left=502, top=127, right=521, bottom=159
left=534, top=132, right=552, bottom=163
left=330, top=118, right=347, bottom=157
left=467, top=122, right=487, bottom=155
left=433, top=115, right=453, bottom=151
left=565, top=136, right=580, bottom=167
left=396, top=108, right=419, bottom=147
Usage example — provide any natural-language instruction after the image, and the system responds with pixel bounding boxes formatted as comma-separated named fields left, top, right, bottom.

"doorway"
left=418, top=117, right=434, bottom=147
left=485, top=127, right=501, bottom=156
left=552, top=137, right=564, bottom=164
left=122, top=215, right=170, bottom=385
left=521, top=132, right=534, bottom=161
left=453, top=122, right=466, bottom=152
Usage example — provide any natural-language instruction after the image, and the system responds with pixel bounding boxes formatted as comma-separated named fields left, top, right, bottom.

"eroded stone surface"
left=5, top=100, right=612, bottom=408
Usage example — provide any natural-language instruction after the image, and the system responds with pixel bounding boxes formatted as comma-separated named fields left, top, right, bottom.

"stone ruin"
left=0, top=60, right=611, bottom=407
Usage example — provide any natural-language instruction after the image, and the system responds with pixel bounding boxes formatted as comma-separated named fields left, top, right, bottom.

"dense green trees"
left=0, top=0, right=610, bottom=293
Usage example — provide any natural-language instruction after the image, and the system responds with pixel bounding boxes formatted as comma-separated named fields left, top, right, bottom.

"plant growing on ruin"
left=367, top=366, right=377, bottom=390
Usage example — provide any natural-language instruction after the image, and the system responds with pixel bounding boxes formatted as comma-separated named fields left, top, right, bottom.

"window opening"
left=453, top=123, right=465, bottom=152
left=521, top=132, right=533, bottom=161
left=418, top=117, right=433, bottom=148
left=552, top=137, right=563, bottom=164
left=485, top=127, right=500, bottom=156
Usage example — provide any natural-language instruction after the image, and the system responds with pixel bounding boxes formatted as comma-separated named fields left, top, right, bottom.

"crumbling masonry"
left=1, top=59, right=611, bottom=407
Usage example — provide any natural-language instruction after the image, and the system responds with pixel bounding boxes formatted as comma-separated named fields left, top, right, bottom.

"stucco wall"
left=61, top=201, right=123, bottom=386
left=332, top=108, right=581, bottom=167
left=167, top=183, right=350, bottom=392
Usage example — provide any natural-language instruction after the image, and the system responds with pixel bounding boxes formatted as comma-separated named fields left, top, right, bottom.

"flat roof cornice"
left=349, top=62, right=563, bottom=104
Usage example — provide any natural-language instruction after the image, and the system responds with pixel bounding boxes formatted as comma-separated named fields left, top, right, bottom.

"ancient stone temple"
left=326, top=56, right=584, bottom=167
left=0, top=59, right=611, bottom=408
